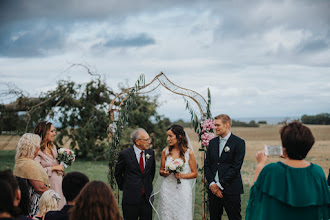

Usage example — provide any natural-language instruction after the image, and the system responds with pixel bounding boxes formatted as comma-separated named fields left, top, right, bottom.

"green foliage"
left=232, top=120, right=259, bottom=127
left=49, top=79, right=113, bottom=160
left=301, top=113, right=330, bottom=125
left=0, top=111, right=26, bottom=134
left=258, top=120, right=267, bottom=124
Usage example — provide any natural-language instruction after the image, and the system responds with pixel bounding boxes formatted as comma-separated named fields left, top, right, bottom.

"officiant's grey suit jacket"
left=115, top=147, right=156, bottom=205
left=204, top=134, right=245, bottom=195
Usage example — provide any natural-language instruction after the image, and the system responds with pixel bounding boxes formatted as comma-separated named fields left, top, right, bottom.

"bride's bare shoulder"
left=162, top=147, right=169, bottom=154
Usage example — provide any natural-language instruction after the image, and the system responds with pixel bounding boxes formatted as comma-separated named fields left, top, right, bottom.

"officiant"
left=115, top=128, right=156, bottom=220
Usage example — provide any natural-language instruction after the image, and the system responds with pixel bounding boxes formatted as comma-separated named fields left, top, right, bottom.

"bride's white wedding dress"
left=157, top=148, right=194, bottom=220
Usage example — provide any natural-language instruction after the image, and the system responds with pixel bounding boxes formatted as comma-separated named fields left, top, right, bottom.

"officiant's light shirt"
left=133, top=145, right=146, bottom=168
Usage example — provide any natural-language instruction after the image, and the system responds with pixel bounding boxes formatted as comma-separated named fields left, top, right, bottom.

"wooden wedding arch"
left=107, top=72, right=212, bottom=219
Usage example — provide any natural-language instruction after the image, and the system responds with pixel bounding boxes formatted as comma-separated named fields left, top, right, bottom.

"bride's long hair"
left=166, top=124, right=188, bottom=162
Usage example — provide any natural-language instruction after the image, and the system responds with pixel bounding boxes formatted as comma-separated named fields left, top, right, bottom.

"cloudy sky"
left=1, top=0, right=329, bottom=122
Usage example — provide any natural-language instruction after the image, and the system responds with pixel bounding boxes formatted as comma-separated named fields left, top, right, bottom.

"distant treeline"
left=173, top=119, right=260, bottom=127
left=232, top=120, right=259, bottom=127
left=301, top=113, right=330, bottom=125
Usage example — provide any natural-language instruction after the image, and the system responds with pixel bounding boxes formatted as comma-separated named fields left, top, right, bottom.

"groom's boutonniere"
left=224, top=146, right=230, bottom=153
left=146, top=153, right=151, bottom=160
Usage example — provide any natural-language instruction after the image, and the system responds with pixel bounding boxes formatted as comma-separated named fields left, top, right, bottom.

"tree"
left=1, top=73, right=170, bottom=160
left=117, top=95, right=171, bottom=155
left=301, top=113, right=330, bottom=125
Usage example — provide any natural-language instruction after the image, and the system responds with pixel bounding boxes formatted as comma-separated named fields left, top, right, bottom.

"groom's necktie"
left=219, top=138, right=226, bottom=157
left=215, top=138, right=226, bottom=184
left=139, top=151, right=145, bottom=195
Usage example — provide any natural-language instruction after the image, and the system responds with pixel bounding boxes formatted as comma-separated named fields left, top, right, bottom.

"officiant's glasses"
left=138, top=138, right=152, bottom=142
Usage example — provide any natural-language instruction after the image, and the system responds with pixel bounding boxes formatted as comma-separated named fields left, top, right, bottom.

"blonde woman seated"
left=33, top=190, right=60, bottom=220
left=13, top=133, right=50, bottom=217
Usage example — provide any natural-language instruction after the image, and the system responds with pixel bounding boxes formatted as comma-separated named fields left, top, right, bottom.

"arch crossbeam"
left=108, top=72, right=208, bottom=126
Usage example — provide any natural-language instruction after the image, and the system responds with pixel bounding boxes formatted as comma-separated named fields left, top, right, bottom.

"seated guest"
left=13, top=133, right=49, bottom=217
left=15, top=177, right=30, bottom=218
left=33, top=190, right=60, bottom=220
left=0, top=169, right=30, bottom=220
left=246, top=121, right=330, bottom=220
left=0, top=180, right=15, bottom=220
left=69, top=181, right=121, bottom=220
left=44, top=172, right=89, bottom=220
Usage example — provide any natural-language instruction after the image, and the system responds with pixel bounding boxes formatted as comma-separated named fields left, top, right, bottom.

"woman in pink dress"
left=34, top=121, right=66, bottom=209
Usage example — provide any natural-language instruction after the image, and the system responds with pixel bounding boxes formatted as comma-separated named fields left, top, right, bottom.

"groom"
left=205, top=114, right=246, bottom=220
left=115, top=128, right=156, bottom=220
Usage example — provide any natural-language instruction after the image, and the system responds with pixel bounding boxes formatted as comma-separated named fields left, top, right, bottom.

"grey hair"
left=131, top=128, right=147, bottom=144
left=15, top=133, right=41, bottom=160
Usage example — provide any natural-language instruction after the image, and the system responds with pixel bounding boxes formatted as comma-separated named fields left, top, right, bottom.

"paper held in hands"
left=265, top=145, right=283, bottom=156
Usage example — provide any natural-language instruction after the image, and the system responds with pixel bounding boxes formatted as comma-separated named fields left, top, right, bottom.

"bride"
left=152, top=124, right=197, bottom=220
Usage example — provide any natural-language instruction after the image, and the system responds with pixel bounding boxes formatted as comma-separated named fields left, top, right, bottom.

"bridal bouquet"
left=57, top=148, right=76, bottom=168
left=166, top=158, right=184, bottom=184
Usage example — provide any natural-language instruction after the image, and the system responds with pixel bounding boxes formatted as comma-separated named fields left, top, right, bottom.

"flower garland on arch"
left=201, top=119, right=215, bottom=148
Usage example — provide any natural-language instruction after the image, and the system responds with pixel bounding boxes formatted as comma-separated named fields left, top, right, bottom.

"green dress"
left=246, top=162, right=330, bottom=220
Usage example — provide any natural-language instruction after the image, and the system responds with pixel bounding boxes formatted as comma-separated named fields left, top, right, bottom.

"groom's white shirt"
left=133, top=145, right=146, bottom=168
left=209, top=132, right=231, bottom=190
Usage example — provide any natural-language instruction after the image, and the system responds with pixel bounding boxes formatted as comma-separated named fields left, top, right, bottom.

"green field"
left=0, top=150, right=250, bottom=220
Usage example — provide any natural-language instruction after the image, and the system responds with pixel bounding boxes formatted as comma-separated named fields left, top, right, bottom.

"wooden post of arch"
left=108, top=73, right=211, bottom=220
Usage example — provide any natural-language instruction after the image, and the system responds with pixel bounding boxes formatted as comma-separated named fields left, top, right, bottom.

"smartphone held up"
left=265, top=145, right=283, bottom=156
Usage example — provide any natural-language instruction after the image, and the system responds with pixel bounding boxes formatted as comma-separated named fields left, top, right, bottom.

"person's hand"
left=57, top=170, right=64, bottom=176
left=210, top=184, right=223, bottom=198
left=161, top=169, right=170, bottom=177
left=175, top=173, right=183, bottom=179
left=215, top=189, right=223, bottom=198
left=52, top=164, right=64, bottom=172
left=210, top=183, right=219, bottom=194
left=256, top=149, right=268, bottom=165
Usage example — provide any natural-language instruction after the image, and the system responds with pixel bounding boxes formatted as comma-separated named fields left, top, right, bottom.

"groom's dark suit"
left=205, top=133, right=245, bottom=220
left=115, top=146, right=155, bottom=220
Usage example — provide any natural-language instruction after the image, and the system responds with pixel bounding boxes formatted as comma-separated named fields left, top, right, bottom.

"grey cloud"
left=103, top=34, right=155, bottom=48
left=298, top=39, right=329, bottom=53
left=0, top=22, right=67, bottom=57
left=0, top=0, right=199, bottom=25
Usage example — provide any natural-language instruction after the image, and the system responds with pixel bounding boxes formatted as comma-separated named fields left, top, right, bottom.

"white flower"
left=169, top=163, right=177, bottom=171
left=224, top=146, right=230, bottom=152
left=146, top=153, right=151, bottom=160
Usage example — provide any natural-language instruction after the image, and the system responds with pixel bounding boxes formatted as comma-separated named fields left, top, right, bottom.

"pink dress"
left=34, top=146, right=66, bottom=209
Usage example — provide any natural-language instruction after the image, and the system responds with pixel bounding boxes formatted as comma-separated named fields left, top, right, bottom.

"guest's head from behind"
left=131, top=128, right=150, bottom=150
left=0, top=180, right=15, bottom=218
left=37, top=190, right=60, bottom=217
left=15, top=133, right=41, bottom=160
left=69, top=180, right=121, bottom=220
left=62, top=172, right=89, bottom=204
left=280, top=121, right=315, bottom=160
left=0, top=170, right=21, bottom=218
left=0, top=169, right=20, bottom=208
left=16, top=176, right=30, bottom=216
left=33, top=121, right=56, bottom=151
left=214, top=114, right=232, bottom=137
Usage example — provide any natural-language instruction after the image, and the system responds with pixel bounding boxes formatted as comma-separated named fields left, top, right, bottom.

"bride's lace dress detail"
left=158, top=148, right=193, bottom=220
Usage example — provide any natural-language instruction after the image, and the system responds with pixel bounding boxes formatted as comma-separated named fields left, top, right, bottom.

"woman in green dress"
left=246, top=121, right=330, bottom=220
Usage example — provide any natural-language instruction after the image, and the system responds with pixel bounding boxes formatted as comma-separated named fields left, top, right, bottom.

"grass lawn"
left=0, top=150, right=250, bottom=219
